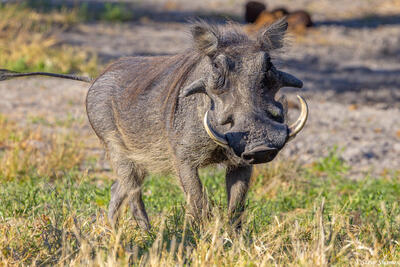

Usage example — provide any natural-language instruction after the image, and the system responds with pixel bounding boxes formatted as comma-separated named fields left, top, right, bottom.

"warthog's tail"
left=0, top=69, right=92, bottom=83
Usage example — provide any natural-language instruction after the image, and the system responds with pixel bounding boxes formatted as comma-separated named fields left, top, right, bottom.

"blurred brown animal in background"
left=271, top=7, right=289, bottom=17
left=244, top=1, right=313, bottom=34
left=244, top=1, right=266, bottom=23
left=287, top=10, right=314, bottom=31
left=245, top=8, right=285, bottom=34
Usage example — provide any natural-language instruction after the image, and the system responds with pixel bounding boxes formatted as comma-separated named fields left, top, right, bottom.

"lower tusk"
left=288, top=95, right=309, bottom=141
left=203, top=111, right=229, bottom=147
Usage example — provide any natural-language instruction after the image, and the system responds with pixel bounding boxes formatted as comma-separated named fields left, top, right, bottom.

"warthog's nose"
left=241, top=145, right=278, bottom=164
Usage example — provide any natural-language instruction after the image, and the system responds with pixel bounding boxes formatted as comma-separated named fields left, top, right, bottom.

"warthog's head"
left=181, top=19, right=308, bottom=164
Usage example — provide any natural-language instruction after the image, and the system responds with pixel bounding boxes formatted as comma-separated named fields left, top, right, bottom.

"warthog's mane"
left=165, top=22, right=254, bottom=124
left=191, top=20, right=251, bottom=49
left=121, top=21, right=254, bottom=126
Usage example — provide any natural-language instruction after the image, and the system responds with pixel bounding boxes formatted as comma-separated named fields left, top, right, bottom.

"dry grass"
left=0, top=115, right=399, bottom=266
left=0, top=3, right=99, bottom=76
left=0, top=115, right=84, bottom=181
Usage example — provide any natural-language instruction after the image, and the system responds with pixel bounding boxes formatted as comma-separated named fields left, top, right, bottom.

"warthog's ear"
left=257, top=18, right=288, bottom=50
left=191, top=23, right=219, bottom=56
left=180, top=79, right=206, bottom=97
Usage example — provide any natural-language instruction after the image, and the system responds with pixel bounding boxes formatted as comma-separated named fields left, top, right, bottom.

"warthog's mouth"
left=203, top=95, right=309, bottom=164
left=241, top=145, right=278, bottom=164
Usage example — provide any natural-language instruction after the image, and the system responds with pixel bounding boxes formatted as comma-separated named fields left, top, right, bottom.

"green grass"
left=1, top=163, right=399, bottom=265
left=0, top=1, right=136, bottom=76
left=16, top=1, right=135, bottom=23
left=0, top=112, right=399, bottom=265
left=100, top=3, right=134, bottom=22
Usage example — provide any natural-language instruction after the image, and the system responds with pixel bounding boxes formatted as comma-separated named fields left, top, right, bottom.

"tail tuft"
left=0, top=69, right=21, bottom=81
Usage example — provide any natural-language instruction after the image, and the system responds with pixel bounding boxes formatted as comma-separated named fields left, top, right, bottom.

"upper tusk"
left=288, top=95, right=308, bottom=141
left=203, top=111, right=229, bottom=148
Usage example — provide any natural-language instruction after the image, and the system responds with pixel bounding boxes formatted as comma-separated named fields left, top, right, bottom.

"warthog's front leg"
left=176, top=163, right=209, bottom=222
left=225, top=165, right=252, bottom=228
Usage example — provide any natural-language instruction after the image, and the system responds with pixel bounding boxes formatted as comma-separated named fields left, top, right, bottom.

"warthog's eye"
left=264, top=101, right=284, bottom=123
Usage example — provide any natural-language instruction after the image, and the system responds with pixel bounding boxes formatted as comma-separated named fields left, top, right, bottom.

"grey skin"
left=85, top=19, right=307, bottom=230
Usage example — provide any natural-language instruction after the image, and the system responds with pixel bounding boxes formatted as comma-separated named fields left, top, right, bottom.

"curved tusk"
left=288, top=95, right=309, bottom=141
left=203, top=111, right=229, bottom=147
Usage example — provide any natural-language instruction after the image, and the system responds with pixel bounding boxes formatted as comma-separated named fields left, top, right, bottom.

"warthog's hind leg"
left=108, top=180, right=150, bottom=231
left=108, top=180, right=125, bottom=226
left=107, top=148, right=150, bottom=230
left=225, top=165, right=252, bottom=229
left=129, top=189, right=150, bottom=230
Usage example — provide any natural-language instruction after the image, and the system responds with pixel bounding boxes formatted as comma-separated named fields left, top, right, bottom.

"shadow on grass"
left=14, top=0, right=241, bottom=23
left=7, top=0, right=400, bottom=27
left=280, top=57, right=400, bottom=105
left=317, top=14, right=400, bottom=29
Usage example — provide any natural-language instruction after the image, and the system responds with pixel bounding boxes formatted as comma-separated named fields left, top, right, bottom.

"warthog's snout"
left=241, top=145, right=278, bottom=164
left=204, top=94, right=308, bottom=164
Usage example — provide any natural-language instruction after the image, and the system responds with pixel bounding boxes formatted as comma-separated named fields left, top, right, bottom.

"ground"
left=0, top=0, right=399, bottom=265
left=2, top=0, right=400, bottom=175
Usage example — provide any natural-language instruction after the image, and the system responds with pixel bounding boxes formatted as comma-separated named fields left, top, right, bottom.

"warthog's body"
left=86, top=55, right=216, bottom=228
left=86, top=20, right=308, bottom=229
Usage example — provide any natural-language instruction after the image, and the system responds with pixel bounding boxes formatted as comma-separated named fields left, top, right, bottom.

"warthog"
left=1, top=19, right=308, bottom=230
